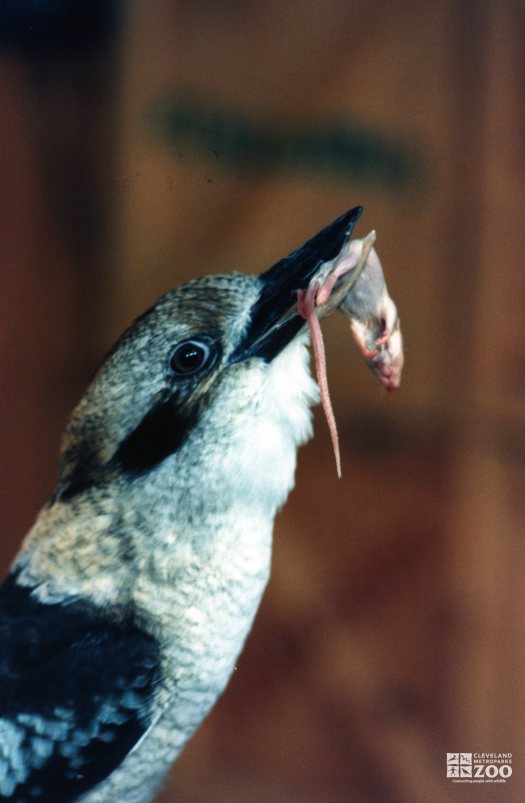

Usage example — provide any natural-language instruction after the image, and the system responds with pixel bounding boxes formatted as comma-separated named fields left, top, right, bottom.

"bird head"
left=55, top=208, right=362, bottom=512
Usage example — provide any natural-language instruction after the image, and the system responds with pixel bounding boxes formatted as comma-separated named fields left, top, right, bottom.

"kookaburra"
left=0, top=207, right=400, bottom=803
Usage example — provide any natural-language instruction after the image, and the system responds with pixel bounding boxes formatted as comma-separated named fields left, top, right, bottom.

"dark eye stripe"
left=113, top=398, right=198, bottom=474
left=57, top=398, right=199, bottom=500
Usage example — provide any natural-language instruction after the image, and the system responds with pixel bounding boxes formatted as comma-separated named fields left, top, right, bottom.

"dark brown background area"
left=1, top=1, right=524, bottom=801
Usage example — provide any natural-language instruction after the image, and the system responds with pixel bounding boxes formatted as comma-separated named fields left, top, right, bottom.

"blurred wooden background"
left=0, top=1, right=524, bottom=801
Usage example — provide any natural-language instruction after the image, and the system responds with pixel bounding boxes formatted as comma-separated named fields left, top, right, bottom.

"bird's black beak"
left=231, top=206, right=362, bottom=363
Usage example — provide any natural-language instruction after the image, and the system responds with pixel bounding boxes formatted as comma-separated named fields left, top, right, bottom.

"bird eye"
left=170, top=340, right=213, bottom=375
